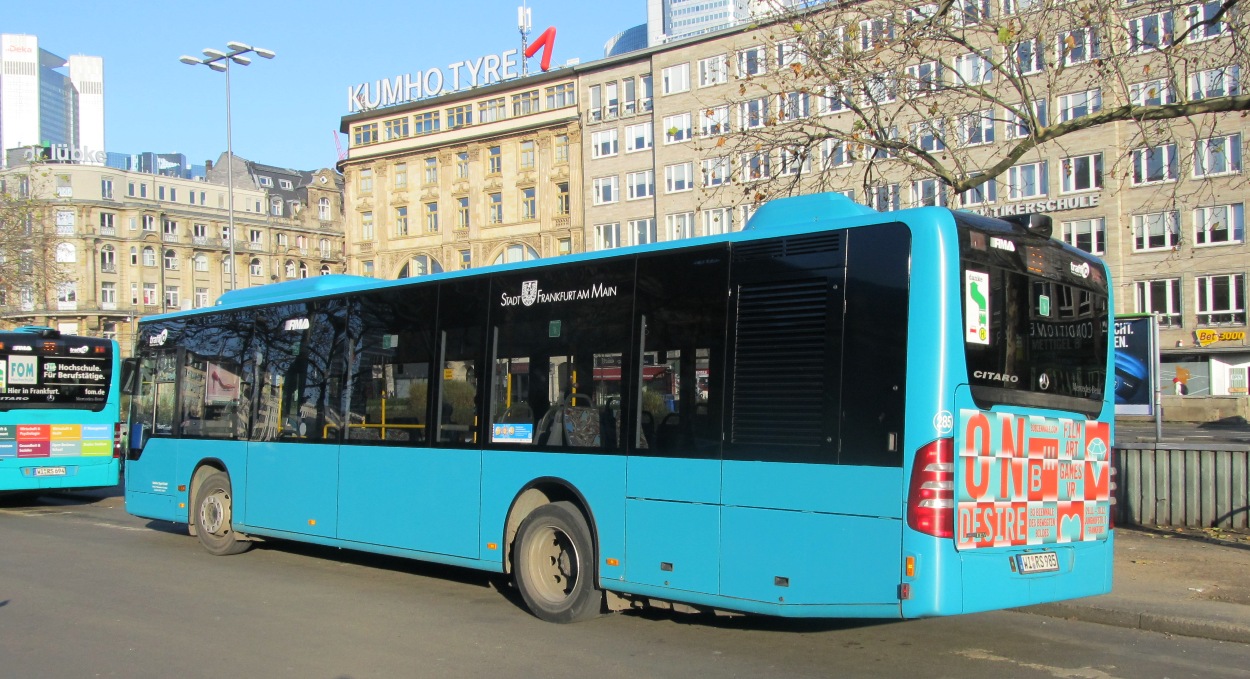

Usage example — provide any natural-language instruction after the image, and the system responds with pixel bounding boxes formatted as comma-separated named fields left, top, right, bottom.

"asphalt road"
left=1, top=490, right=1248, bottom=679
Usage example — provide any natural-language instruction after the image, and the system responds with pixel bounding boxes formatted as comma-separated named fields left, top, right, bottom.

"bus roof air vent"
left=14, top=325, right=59, bottom=338
left=1002, top=213, right=1053, bottom=239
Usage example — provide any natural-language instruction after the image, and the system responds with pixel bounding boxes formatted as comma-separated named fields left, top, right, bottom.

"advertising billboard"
left=1114, top=315, right=1156, bottom=415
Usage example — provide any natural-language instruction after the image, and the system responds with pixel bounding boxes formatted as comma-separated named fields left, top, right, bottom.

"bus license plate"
left=1016, top=551, right=1059, bottom=574
left=34, top=466, right=67, bottom=477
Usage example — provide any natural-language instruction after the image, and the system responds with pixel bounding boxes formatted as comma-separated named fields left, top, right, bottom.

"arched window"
left=55, top=242, right=76, bottom=263
left=193, top=253, right=208, bottom=272
left=285, top=260, right=296, bottom=278
left=318, top=197, right=331, bottom=220
left=270, top=196, right=284, bottom=216
left=299, top=262, right=309, bottom=279
left=100, top=245, right=115, bottom=271
left=249, top=258, right=262, bottom=276
left=164, top=249, right=179, bottom=270
left=319, top=265, right=331, bottom=276
left=142, top=246, right=156, bottom=267
left=397, top=254, right=443, bottom=278
left=492, top=243, right=540, bottom=265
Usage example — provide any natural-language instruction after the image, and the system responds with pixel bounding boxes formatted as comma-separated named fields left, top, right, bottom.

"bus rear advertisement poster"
left=957, top=410, right=1112, bottom=549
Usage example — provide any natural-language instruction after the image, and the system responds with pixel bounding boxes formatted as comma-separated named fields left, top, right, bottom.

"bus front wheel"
left=193, top=471, right=251, bottom=556
left=513, top=501, right=603, bottom=623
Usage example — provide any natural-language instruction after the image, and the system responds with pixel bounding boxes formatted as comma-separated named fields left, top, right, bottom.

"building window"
left=459, top=250, right=471, bottom=270
left=395, top=206, right=409, bottom=236
left=703, top=207, right=734, bottom=235
left=1191, top=65, right=1240, bottom=100
left=1136, top=279, right=1182, bottom=326
left=858, top=18, right=895, bottom=50
left=270, top=196, right=283, bottom=216
left=864, top=72, right=897, bottom=105
left=1006, top=100, right=1048, bottom=139
left=143, top=283, right=158, bottom=306
left=165, top=286, right=180, bottom=309
left=194, top=253, right=209, bottom=272
left=954, top=50, right=993, bottom=86
left=422, top=157, right=438, bottom=184
left=959, top=109, right=994, bottom=146
left=249, top=228, right=264, bottom=245
left=593, top=176, right=619, bottom=205
left=99, top=212, right=116, bottom=234
left=959, top=173, right=997, bottom=206
left=699, top=106, right=729, bottom=136
left=318, top=197, right=331, bottom=220
left=520, top=187, right=537, bottom=220
left=479, top=97, right=506, bottom=123
left=1058, top=89, right=1102, bottom=122
left=912, top=121, right=946, bottom=152
left=1061, top=217, right=1106, bottom=254
left=595, top=222, right=623, bottom=250
left=446, top=104, right=473, bottom=129
left=545, top=82, right=576, bottom=108
left=912, top=178, right=948, bottom=207
left=425, top=202, right=439, bottom=232
left=820, top=82, right=852, bottom=115
left=519, top=140, right=536, bottom=169
left=1130, top=79, right=1176, bottom=106
left=592, top=130, right=619, bottom=158
left=456, top=197, right=470, bottom=230
left=668, top=212, right=695, bottom=240
left=626, top=170, right=655, bottom=200
left=1132, top=143, right=1179, bottom=184
left=821, top=139, right=853, bottom=169
left=698, top=54, right=728, bottom=87
left=1007, top=161, right=1048, bottom=199
left=779, top=92, right=810, bottom=121
left=555, top=182, right=570, bottom=215
left=742, top=152, right=771, bottom=181
left=1061, top=153, right=1103, bottom=193
left=164, top=249, right=179, bottom=270
left=665, top=162, right=694, bottom=193
left=663, top=113, right=692, bottom=143
left=488, top=146, right=502, bottom=174
left=414, top=112, right=440, bottom=135
left=1188, top=0, right=1231, bottom=40
left=1194, top=204, right=1244, bottom=246
left=361, top=212, right=374, bottom=241
left=362, top=261, right=374, bottom=277
left=56, top=210, right=75, bottom=235
left=100, top=245, right=116, bottom=272
left=554, top=135, right=570, bottom=164
left=661, top=63, right=690, bottom=94
left=780, top=147, right=810, bottom=176
left=625, top=123, right=653, bottom=152
left=393, top=163, right=407, bottom=188
left=906, top=61, right=943, bottom=95
left=142, top=246, right=156, bottom=267
left=456, top=152, right=469, bottom=179
left=384, top=116, right=410, bottom=140
left=739, top=98, right=769, bottom=130
left=1012, top=39, right=1043, bottom=75
left=1194, top=134, right=1242, bottom=177
left=353, top=123, right=378, bottom=145
left=631, top=218, right=657, bottom=245
left=100, top=282, right=116, bottom=306
left=1132, top=210, right=1181, bottom=251
left=512, top=90, right=539, bottom=116
left=195, top=288, right=209, bottom=308
left=488, top=192, right=504, bottom=224
left=101, top=177, right=114, bottom=200
left=358, top=168, right=374, bottom=194
left=1197, top=274, right=1246, bottom=325
left=1127, top=10, right=1175, bottom=53
left=702, top=157, right=731, bottom=186
left=1057, top=27, right=1099, bottom=66
left=257, top=176, right=273, bottom=187
left=285, top=260, right=297, bottom=279
left=869, top=184, right=901, bottom=212
left=738, top=45, right=767, bottom=76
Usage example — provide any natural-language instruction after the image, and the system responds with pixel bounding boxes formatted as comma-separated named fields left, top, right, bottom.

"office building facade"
left=0, top=34, right=104, bottom=167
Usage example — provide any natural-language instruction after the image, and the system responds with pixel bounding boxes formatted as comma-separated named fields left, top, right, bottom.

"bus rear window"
left=961, top=232, right=1108, bottom=415
left=0, top=336, right=114, bottom=411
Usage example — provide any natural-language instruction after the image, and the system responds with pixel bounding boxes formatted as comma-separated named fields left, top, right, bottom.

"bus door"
left=125, top=340, right=181, bottom=520
left=623, top=247, right=729, bottom=594
left=243, top=302, right=343, bottom=539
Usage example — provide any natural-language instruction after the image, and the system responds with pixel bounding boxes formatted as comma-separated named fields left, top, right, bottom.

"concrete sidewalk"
left=1022, top=527, right=1250, bottom=644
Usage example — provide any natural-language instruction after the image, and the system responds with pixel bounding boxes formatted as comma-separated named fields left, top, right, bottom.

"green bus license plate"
left=1016, top=551, right=1059, bottom=574
left=34, top=466, right=67, bottom=477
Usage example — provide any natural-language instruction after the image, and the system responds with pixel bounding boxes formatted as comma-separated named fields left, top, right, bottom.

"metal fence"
left=1114, top=443, right=1250, bottom=529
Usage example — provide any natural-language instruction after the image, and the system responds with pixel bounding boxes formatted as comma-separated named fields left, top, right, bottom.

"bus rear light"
left=113, top=423, right=124, bottom=459
left=907, top=438, right=954, bottom=538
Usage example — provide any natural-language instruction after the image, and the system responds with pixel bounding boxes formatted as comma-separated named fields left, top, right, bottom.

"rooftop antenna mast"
left=519, top=2, right=533, bottom=76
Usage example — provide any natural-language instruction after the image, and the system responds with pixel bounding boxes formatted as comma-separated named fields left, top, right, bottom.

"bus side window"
left=436, top=279, right=487, bottom=447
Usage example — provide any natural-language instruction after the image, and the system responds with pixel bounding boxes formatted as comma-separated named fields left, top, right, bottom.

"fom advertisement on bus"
left=956, top=410, right=1112, bottom=549
left=1113, top=315, right=1156, bottom=416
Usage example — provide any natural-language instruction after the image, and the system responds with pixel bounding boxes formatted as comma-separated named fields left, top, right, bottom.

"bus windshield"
left=0, top=332, right=115, bottom=411
left=957, top=213, right=1109, bottom=416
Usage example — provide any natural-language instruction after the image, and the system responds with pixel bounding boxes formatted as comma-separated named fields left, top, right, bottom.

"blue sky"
left=6, top=0, right=644, bottom=171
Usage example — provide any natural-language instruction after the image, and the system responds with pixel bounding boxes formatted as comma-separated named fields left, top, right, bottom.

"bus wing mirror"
left=121, top=358, right=139, bottom=396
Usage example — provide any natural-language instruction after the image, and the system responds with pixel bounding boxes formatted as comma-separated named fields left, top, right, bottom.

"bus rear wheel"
left=513, top=501, right=603, bottom=623
left=193, top=471, right=251, bottom=556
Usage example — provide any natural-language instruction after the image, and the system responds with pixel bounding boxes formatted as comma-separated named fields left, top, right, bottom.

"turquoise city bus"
left=0, top=327, right=123, bottom=493
left=123, top=193, right=1114, bottom=623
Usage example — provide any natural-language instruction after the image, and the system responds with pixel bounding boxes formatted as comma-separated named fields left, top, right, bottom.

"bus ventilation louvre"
left=907, top=438, right=954, bottom=537
left=730, top=232, right=841, bottom=448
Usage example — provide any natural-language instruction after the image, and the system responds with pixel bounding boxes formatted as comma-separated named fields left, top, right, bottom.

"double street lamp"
left=180, top=42, right=275, bottom=291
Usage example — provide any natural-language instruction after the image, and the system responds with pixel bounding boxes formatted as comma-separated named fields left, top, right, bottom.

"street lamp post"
left=180, top=42, right=275, bottom=291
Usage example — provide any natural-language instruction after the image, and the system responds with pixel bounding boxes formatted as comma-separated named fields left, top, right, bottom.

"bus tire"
left=193, top=471, right=251, bottom=556
left=513, top=501, right=602, bottom=623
